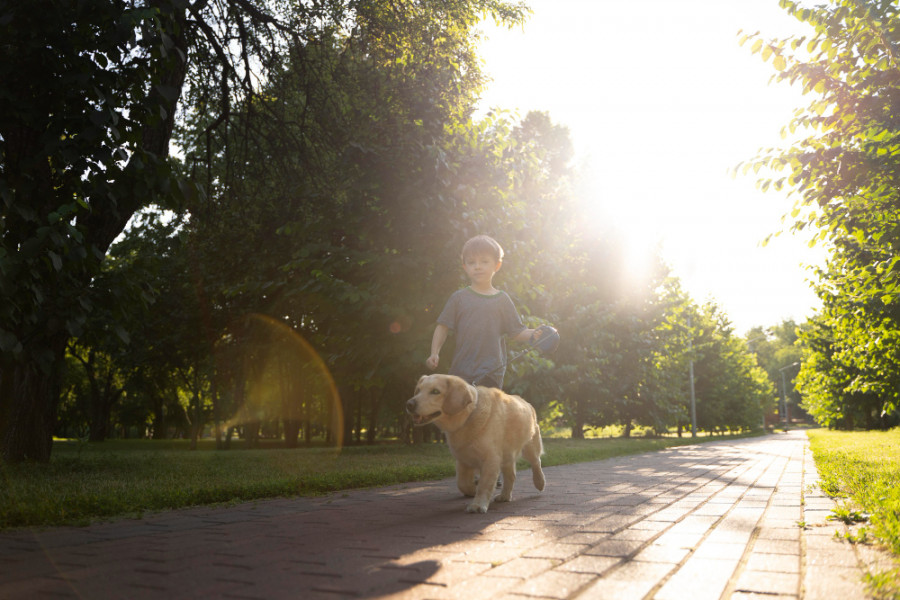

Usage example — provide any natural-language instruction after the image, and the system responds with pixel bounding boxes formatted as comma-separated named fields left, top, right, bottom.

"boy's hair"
left=461, top=235, right=504, bottom=263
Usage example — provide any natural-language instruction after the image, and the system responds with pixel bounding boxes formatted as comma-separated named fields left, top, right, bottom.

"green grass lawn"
left=806, top=428, right=900, bottom=598
left=0, top=433, right=751, bottom=530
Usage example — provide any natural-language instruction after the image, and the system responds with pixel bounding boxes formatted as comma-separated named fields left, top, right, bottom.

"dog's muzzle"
left=406, top=398, right=441, bottom=426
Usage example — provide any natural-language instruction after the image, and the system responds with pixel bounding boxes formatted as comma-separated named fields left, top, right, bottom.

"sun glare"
left=476, top=0, right=825, bottom=330
left=574, top=168, right=666, bottom=291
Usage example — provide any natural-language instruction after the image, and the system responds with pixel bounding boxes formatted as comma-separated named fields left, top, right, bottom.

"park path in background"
left=0, top=430, right=889, bottom=599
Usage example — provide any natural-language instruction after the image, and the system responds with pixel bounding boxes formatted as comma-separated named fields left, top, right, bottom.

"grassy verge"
left=806, top=428, right=900, bottom=598
left=1, top=432, right=755, bottom=530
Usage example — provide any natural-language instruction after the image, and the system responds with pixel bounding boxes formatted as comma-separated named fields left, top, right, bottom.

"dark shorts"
left=470, top=374, right=502, bottom=389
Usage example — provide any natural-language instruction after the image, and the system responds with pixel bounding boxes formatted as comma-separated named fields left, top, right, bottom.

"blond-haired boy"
left=427, top=235, right=536, bottom=388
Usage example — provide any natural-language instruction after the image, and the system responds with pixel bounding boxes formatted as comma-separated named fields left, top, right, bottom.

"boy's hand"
left=529, top=325, right=560, bottom=354
left=426, top=354, right=440, bottom=370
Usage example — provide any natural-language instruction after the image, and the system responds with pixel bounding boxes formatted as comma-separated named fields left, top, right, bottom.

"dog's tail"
left=525, top=404, right=546, bottom=492
left=529, top=404, right=544, bottom=456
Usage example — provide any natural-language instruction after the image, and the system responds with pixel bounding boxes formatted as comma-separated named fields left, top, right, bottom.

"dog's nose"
left=406, top=398, right=417, bottom=413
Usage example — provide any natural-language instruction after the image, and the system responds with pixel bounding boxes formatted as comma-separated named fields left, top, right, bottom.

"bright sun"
left=575, top=169, right=666, bottom=291
left=476, top=0, right=826, bottom=331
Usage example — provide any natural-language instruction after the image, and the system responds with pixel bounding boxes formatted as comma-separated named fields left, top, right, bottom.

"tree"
left=0, top=0, right=189, bottom=461
left=741, top=0, right=900, bottom=428
left=745, top=320, right=803, bottom=425
left=797, top=261, right=900, bottom=428
left=0, top=0, right=530, bottom=460
left=689, top=304, right=770, bottom=434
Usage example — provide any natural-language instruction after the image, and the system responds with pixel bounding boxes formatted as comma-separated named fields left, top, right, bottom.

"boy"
left=426, top=235, right=537, bottom=389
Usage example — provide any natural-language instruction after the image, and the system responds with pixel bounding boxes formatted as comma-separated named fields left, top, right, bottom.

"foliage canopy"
left=742, top=0, right=900, bottom=429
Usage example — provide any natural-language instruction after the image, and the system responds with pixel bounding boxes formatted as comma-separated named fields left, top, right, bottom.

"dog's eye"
left=430, top=388, right=441, bottom=395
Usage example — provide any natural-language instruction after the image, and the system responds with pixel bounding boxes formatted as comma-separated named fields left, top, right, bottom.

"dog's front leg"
left=456, top=462, right=476, bottom=497
left=466, top=460, right=500, bottom=513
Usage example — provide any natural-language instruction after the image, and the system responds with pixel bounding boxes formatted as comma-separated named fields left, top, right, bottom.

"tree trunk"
left=366, top=389, right=381, bottom=444
left=245, top=421, right=260, bottom=449
left=150, top=391, right=166, bottom=439
left=1, top=334, right=67, bottom=462
left=189, top=386, right=203, bottom=450
left=212, top=373, right=222, bottom=448
left=88, top=397, right=111, bottom=442
left=338, top=384, right=352, bottom=447
left=284, top=419, right=301, bottom=448
left=88, top=369, right=121, bottom=442
left=570, top=398, right=585, bottom=440
left=355, top=393, right=362, bottom=444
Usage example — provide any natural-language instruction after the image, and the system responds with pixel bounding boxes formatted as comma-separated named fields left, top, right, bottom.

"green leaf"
left=48, top=251, right=62, bottom=271
left=0, top=330, right=22, bottom=353
left=115, top=325, right=130, bottom=345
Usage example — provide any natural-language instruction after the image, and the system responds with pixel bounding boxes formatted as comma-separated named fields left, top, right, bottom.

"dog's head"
left=406, top=374, right=477, bottom=429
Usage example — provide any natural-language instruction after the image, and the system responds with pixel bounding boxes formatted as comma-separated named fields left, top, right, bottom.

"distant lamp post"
left=688, top=317, right=697, bottom=438
left=778, top=362, right=801, bottom=429
left=745, top=330, right=772, bottom=352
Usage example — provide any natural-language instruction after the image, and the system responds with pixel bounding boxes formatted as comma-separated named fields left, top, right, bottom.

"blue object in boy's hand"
left=530, top=325, right=560, bottom=355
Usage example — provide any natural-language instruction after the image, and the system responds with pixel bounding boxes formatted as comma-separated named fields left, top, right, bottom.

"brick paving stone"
left=744, top=551, right=801, bottom=573
left=655, top=557, right=740, bottom=600
left=510, top=568, right=595, bottom=599
left=483, top=558, right=556, bottom=579
left=693, top=540, right=747, bottom=561
left=523, top=542, right=590, bottom=561
left=735, top=569, right=800, bottom=596
left=631, top=543, right=690, bottom=565
left=611, top=526, right=663, bottom=543
left=0, top=431, right=882, bottom=600
left=558, top=554, right=621, bottom=575
left=574, top=560, right=673, bottom=600
left=805, top=565, right=869, bottom=600
left=752, top=537, right=798, bottom=555
left=582, top=538, right=644, bottom=558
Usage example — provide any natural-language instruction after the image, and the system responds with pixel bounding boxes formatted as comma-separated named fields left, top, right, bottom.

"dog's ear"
left=442, top=377, right=476, bottom=416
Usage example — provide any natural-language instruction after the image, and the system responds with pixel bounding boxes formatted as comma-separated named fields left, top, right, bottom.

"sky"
left=475, top=0, right=826, bottom=334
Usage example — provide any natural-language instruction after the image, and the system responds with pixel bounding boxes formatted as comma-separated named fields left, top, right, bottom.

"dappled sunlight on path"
left=0, top=432, right=877, bottom=599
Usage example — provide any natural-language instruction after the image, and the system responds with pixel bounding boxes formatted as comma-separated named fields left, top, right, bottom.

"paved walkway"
left=0, top=431, right=889, bottom=599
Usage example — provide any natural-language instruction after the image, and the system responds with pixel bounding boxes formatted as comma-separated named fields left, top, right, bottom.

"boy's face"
left=462, top=253, right=502, bottom=286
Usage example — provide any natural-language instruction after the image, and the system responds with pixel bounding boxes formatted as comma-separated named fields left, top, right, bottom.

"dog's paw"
left=495, top=493, right=512, bottom=503
left=466, top=501, right=488, bottom=514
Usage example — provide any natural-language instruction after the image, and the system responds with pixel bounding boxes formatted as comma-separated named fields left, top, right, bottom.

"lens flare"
left=224, top=313, right=343, bottom=450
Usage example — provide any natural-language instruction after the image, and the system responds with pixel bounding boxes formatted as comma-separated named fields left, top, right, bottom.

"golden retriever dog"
left=406, top=374, right=545, bottom=513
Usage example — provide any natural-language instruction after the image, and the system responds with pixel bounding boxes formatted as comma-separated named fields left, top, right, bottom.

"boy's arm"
left=427, top=324, right=449, bottom=370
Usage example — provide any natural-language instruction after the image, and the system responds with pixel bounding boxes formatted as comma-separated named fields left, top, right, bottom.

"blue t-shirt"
left=437, top=287, right=526, bottom=387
